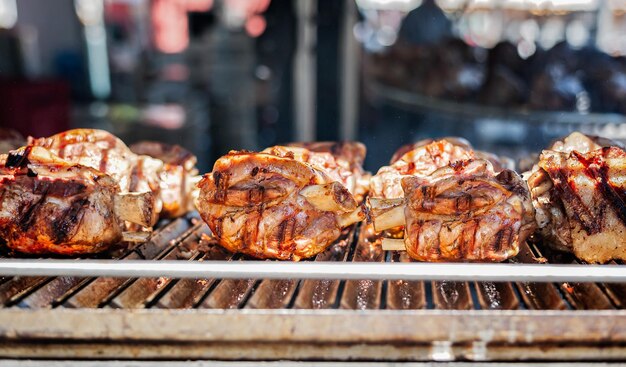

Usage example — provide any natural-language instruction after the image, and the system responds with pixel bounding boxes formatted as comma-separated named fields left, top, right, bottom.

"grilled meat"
left=196, top=148, right=366, bottom=260
left=369, top=139, right=534, bottom=262
left=526, top=132, right=626, bottom=262
left=130, top=141, right=199, bottom=218
left=390, top=137, right=513, bottom=171
left=400, top=160, right=534, bottom=261
left=0, top=146, right=156, bottom=255
left=30, top=129, right=199, bottom=219
left=267, top=141, right=369, bottom=201
left=0, top=128, right=25, bottom=153
left=28, top=129, right=150, bottom=193
left=370, top=139, right=475, bottom=199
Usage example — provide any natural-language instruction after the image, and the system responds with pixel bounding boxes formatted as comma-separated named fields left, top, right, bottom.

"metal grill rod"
left=0, top=260, right=626, bottom=282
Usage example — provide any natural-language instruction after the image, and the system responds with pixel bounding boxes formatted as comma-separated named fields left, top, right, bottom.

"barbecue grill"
left=1, top=213, right=626, bottom=362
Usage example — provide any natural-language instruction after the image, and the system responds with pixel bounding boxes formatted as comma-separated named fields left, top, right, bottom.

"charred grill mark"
left=459, top=220, right=477, bottom=258
left=249, top=186, right=265, bottom=203
left=52, top=198, right=89, bottom=243
left=129, top=161, right=142, bottom=192
left=50, top=181, right=86, bottom=198
left=276, top=217, right=296, bottom=244
left=455, top=193, right=471, bottom=212
left=419, top=186, right=435, bottom=211
left=450, top=159, right=471, bottom=171
left=573, top=151, right=626, bottom=228
left=180, top=169, right=187, bottom=210
left=100, top=147, right=109, bottom=173
left=496, top=170, right=526, bottom=197
left=19, top=192, right=47, bottom=232
left=6, top=146, right=33, bottom=168
left=547, top=167, right=599, bottom=234
left=213, top=217, right=224, bottom=238
left=596, top=164, right=626, bottom=226
left=492, top=227, right=512, bottom=254
left=277, top=217, right=296, bottom=255
left=213, top=171, right=228, bottom=203
left=242, top=209, right=262, bottom=251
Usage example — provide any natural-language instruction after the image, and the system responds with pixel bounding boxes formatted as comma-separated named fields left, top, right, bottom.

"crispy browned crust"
left=390, top=137, right=512, bottom=171
left=371, top=139, right=475, bottom=199
left=29, top=129, right=200, bottom=220
left=269, top=142, right=369, bottom=202
left=401, top=160, right=535, bottom=262
left=196, top=150, right=358, bottom=260
left=370, top=138, right=534, bottom=262
left=131, top=141, right=199, bottom=218
left=130, top=141, right=197, bottom=170
left=0, top=146, right=123, bottom=255
left=529, top=143, right=626, bottom=263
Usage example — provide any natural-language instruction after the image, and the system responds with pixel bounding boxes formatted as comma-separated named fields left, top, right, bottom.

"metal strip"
left=0, top=260, right=625, bottom=282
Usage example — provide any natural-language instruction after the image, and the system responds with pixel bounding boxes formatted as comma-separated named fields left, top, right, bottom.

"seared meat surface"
left=369, top=138, right=534, bottom=262
left=401, top=160, right=534, bottom=261
left=526, top=132, right=626, bottom=262
left=268, top=141, right=369, bottom=201
left=196, top=148, right=366, bottom=260
left=390, top=137, right=513, bottom=171
left=30, top=129, right=198, bottom=219
left=130, top=141, right=199, bottom=218
left=0, top=146, right=155, bottom=255
left=370, top=139, right=474, bottom=199
left=28, top=129, right=151, bottom=193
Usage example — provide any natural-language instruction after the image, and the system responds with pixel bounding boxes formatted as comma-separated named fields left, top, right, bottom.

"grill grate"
left=0, top=214, right=623, bottom=311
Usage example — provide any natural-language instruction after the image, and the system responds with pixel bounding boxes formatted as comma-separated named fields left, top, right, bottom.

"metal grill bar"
left=0, top=259, right=626, bottom=283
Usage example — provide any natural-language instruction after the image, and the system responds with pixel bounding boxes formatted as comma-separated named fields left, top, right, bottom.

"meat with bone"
left=390, top=137, right=514, bottom=171
left=369, top=139, right=534, bottom=262
left=29, top=129, right=199, bottom=219
left=0, top=146, right=156, bottom=255
left=370, top=139, right=475, bottom=199
left=526, top=132, right=626, bottom=263
left=130, top=141, right=199, bottom=218
left=196, top=148, right=366, bottom=260
left=264, top=141, right=370, bottom=201
left=28, top=129, right=152, bottom=193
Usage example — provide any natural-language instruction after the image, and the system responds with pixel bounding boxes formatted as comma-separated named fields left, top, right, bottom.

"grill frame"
left=1, top=214, right=626, bottom=361
left=1, top=308, right=626, bottom=361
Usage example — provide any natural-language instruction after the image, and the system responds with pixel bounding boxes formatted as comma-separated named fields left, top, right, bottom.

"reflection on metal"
left=1, top=259, right=626, bottom=283
left=0, top=0, right=17, bottom=29
left=294, top=0, right=317, bottom=142
left=75, top=0, right=111, bottom=99
left=340, top=0, right=359, bottom=141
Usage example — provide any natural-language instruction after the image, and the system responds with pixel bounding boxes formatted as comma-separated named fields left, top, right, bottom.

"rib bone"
left=300, top=182, right=357, bottom=212
left=122, top=231, right=152, bottom=242
left=368, top=197, right=406, bottom=231
left=114, top=191, right=159, bottom=227
left=381, top=238, right=406, bottom=251
left=337, top=205, right=367, bottom=227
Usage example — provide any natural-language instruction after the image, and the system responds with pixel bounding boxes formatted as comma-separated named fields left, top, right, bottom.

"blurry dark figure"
left=255, top=0, right=296, bottom=146
left=478, top=42, right=527, bottom=106
left=398, top=0, right=452, bottom=46
left=0, top=30, right=23, bottom=78
left=528, top=43, right=589, bottom=112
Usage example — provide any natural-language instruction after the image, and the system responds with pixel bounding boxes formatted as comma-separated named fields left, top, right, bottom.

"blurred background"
left=2, top=0, right=626, bottom=171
